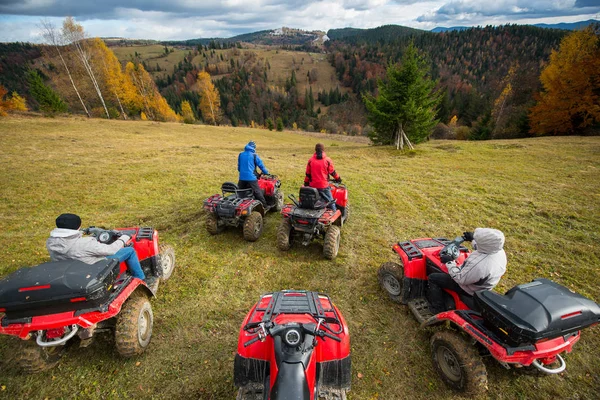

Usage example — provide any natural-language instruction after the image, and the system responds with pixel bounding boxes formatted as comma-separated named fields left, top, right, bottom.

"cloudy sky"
left=0, top=0, right=598, bottom=42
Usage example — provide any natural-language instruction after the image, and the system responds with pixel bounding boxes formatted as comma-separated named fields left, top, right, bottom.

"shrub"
left=454, top=126, right=471, bottom=140
left=276, top=117, right=284, bottom=131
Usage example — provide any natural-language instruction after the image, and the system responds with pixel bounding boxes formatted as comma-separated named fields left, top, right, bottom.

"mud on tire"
left=430, top=331, right=488, bottom=395
left=377, top=262, right=404, bottom=304
left=158, top=244, right=175, bottom=282
left=277, top=219, right=293, bottom=251
left=206, top=213, right=222, bottom=235
left=14, top=339, right=66, bottom=373
left=115, top=293, right=153, bottom=357
left=323, top=225, right=341, bottom=260
left=243, top=211, right=263, bottom=242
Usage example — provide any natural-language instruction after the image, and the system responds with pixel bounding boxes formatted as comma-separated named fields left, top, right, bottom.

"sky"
left=0, top=0, right=599, bottom=42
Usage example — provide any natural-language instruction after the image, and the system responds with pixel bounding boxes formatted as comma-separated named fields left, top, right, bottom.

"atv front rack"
left=247, top=291, right=343, bottom=334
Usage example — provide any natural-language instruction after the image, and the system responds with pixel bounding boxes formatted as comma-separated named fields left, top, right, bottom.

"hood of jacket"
left=473, top=228, right=504, bottom=254
left=312, top=151, right=327, bottom=161
left=47, top=228, right=82, bottom=253
left=244, top=144, right=256, bottom=153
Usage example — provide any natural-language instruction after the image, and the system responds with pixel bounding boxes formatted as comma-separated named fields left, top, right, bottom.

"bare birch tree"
left=62, top=17, right=110, bottom=118
left=39, top=19, right=90, bottom=117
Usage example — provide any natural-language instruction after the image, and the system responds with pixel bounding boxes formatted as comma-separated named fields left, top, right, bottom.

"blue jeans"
left=318, top=187, right=336, bottom=211
left=107, top=247, right=145, bottom=279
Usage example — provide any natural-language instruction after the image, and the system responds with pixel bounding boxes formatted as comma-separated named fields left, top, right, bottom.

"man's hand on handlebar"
left=463, top=231, right=474, bottom=242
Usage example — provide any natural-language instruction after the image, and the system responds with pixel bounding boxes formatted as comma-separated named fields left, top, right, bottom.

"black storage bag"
left=0, top=259, right=121, bottom=319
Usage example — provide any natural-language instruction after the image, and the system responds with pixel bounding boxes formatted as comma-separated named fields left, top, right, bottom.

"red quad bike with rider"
left=277, top=181, right=349, bottom=260
left=0, top=226, right=175, bottom=373
left=234, top=290, right=351, bottom=400
left=377, top=233, right=600, bottom=394
left=204, top=174, right=283, bottom=242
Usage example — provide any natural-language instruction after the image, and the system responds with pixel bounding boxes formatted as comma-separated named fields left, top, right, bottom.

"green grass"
left=0, top=116, right=599, bottom=399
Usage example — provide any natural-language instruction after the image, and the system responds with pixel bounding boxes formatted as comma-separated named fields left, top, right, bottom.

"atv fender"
left=249, top=201, right=265, bottom=216
left=331, top=210, right=343, bottom=227
left=133, top=280, right=156, bottom=299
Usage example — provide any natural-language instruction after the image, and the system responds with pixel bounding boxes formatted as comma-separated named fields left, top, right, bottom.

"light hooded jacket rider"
left=448, top=227, right=507, bottom=295
left=46, top=228, right=130, bottom=265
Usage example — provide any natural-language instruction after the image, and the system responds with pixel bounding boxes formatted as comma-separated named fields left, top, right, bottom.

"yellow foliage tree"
left=180, top=100, right=195, bottom=124
left=126, top=62, right=178, bottom=122
left=529, top=26, right=600, bottom=135
left=0, top=86, right=28, bottom=116
left=196, top=71, right=221, bottom=125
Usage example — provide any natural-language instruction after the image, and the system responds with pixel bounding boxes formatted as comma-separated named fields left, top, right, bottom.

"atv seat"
left=222, top=182, right=254, bottom=199
left=299, top=187, right=327, bottom=210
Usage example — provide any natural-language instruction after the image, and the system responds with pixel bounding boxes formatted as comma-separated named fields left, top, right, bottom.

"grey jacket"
left=448, top=228, right=507, bottom=295
left=46, top=228, right=130, bottom=265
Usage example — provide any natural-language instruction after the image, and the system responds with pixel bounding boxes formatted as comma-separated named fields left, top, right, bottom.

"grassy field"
left=0, top=116, right=599, bottom=399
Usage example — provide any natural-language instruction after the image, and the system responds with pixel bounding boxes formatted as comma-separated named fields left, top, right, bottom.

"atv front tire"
left=378, top=262, right=404, bottom=304
left=115, top=294, right=154, bottom=357
left=14, top=339, right=66, bottom=373
left=158, top=244, right=175, bottom=282
left=430, top=331, right=488, bottom=394
left=243, top=211, right=263, bottom=242
left=323, top=225, right=341, bottom=260
left=273, top=191, right=284, bottom=212
left=277, top=219, right=293, bottom=251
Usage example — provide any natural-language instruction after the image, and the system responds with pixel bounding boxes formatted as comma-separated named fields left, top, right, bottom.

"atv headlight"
left=285, top=328, right=301, bottom=346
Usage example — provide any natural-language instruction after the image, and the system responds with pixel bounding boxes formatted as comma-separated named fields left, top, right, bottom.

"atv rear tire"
left=115, top=294, right=153, bottom=357
left=14, top=339, right=66, bottom=373
left=323, top=225, right=341, bottom=260
left=158, top=244, right=175, bottom=282
left=430, top=331, right=488, bottom=395
left=273, top=190, right=284, bottom=212
left=243, top=211, right=263, bottom=242
left=277, top=219, right=293, bottom=251
left=206, top=213, right=223, bottom=235
left=378, top=262, right=404, bottom=304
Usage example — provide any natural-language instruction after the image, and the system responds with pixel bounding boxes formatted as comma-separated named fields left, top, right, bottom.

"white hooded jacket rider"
left=448, top=228, right=507, bottom=295
left=46, top=228, right=130, bottom=265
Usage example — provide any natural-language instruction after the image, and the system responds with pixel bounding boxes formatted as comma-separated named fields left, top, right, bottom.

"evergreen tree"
left=276, top=117, right=284, bottom=131
left=364, top=43, right=440, bottom=146
left=26, top=70, right=68, bottom=114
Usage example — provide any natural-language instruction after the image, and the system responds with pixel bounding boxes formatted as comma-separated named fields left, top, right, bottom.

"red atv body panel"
left=237, top=294, right=351, bottom=362
left=235, top=292, right=350, bottom=399
left=257, top=175, right=278, bottom=196
left=329, top=182, right=348, bottom=208
left=281, top=205, right=342, bottom=225
left=392, top=238, right=470, bottom=309
left=0, top=227, right=158, bottom=339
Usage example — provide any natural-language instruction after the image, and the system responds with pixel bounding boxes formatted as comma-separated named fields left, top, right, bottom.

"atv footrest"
left=408, top=298, right=434, bottom=324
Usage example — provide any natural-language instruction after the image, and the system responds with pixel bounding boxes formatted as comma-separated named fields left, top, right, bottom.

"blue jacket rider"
left=238, top=141, right=269, bottom=206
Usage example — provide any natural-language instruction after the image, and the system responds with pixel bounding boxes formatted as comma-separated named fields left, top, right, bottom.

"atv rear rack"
left=248, top=291, right=343, bottom=333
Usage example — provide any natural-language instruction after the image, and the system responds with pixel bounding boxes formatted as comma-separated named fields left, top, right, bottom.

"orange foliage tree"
left=125, top=62, right=178, bottom=122
left=529, top=26, right=600, bottom=135
left=0, top=85, right=28, bottom=116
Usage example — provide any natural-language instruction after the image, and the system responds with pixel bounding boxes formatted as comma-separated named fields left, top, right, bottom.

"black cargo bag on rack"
left=0, top=259, right=121, bottom=319
left=474, top=278, right=600, bottom=346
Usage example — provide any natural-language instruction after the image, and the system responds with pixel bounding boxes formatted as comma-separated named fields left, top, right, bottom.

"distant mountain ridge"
left=163, top=27, right=327, bottom=47
left=432, top=19, right=599, bottom=32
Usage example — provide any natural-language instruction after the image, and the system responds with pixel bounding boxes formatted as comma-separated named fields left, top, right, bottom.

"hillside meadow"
left=0, top=116, right=599, bottom=399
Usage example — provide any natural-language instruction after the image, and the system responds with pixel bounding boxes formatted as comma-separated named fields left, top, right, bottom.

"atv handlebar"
left=243, top=320, right=342, bottom=348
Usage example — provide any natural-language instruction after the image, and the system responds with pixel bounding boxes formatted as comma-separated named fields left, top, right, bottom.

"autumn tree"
left=126, top=62, right=178, bottom=122
left=180, top=100, right=195, bottom=124
left=0, top=85, right=28, bottom=116
left=529, top=25, right=600, bottom=135
left=196, top=71, right=221, bottom=125
left=62, top=17, right=110, bottom=118
left=93, top=38, right=131, bottom=119
left=364, top=43, right=440, bottom=148
left=40, top=19, right=90, bottom=117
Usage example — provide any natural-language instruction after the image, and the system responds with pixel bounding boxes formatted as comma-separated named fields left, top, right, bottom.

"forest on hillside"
left=1, top=22, right=598, bottom=138
left=326, top=25, right=569, bottom=138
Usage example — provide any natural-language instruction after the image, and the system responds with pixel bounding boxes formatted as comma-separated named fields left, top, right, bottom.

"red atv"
left=277, top=182, right=349, bottom=259
left=0, top=226, right=175, bottom=373
left=378, top=234, right=600, bottom=394
left=234, top=290, right=351, bottom=400
left=204, top=174, right=283, bottom=242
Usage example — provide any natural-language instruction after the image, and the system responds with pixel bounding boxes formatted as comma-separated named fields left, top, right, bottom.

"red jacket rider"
left=304, top=144, right=341, bottom=189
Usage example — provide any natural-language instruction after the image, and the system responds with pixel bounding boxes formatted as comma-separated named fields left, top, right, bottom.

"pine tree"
left=26, top=70, right=68, bottom=114
left=364, top=43, right=440, bottom=147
